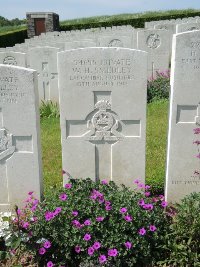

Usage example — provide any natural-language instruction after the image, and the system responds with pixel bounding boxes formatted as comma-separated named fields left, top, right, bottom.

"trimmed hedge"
left=60, top=10, right=200, bottom=31
left=0, top=29, right=27, bottom=48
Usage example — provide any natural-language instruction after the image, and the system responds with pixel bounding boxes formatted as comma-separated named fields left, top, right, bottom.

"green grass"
left=61, top=9, right=199, bottom=26
left=40, top=100, right=169, bottom=192
left=0, top=25, right=26, bottom=35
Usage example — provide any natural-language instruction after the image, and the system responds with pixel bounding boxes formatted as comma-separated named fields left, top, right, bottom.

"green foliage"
left=0, top=15, right=26, bottom=27
left=7, top=179, right=172, bottom=266
left=159, top=193, right=200, bottom=267
left=0, top=29, right=27, bottom=48
left=147, top=70, right=170, bottom=103
left=60, top=9, right=200, bottom=31
left=40, top=101, right=60, bottom=119
left=146, top=100, right=169, bottom=195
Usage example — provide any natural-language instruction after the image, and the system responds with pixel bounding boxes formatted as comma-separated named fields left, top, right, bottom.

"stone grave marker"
left=58, top=47, right=147, bottom=187
left=176, top=22, right=200, bottom=33
left=97, top=35, right=133, bottom=48
left=29, top=46, right=60, bottom=102
left=0, top=64, right=42, bottom=211
left=137, top=29, right=171, bottom=78
left=65, top=40, right=96, bottom=50
left=0, top=52, right=27, bottom=67
left=166, top=30, right=200, bottom=203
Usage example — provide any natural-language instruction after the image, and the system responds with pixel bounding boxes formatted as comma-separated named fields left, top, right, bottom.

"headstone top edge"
left=0, top=64, right=36, bottom=73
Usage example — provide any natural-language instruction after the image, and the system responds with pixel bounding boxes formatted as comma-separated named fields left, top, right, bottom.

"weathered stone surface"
left=166, top=30, right=200, bottom=203
left=58, top=47, right=147, bottom=188
left=0, top=65, right=42, bottom=211
left=97, top=35, right=133, bottom=48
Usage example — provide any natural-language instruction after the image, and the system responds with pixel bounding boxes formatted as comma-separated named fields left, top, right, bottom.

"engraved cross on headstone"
left=38, top=62, right=58, bottom=100
left=66, top=94, right=140, bottom=181
left=0, top=108, right=32, bottom=206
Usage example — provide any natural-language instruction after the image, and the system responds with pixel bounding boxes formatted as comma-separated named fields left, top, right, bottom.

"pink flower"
left=105, top=201, right=111, bottom=206
left=124, top=241, right=132, bottom=249
left=47, top=261, right=54, bottom=267
left=138, top=183, right=145, bottom=189
left=139, top=227, right=146, bottom=236
left=133, top=179, right=140, bottom=184
left=72, top=220, right=81, bottom=228
left=149, top=225, right=157, bottom=232
left=44, top=240, right=51, bottom=249
left=120, top=207, right=127, bottom=214
left=64, top=183, right=72, bottom=189
left=138, top=199, right=145, bottom=206
left=145, top=192, right=151, bottom=197
left=99, top=254, right=107, bottom=264
left=53, top=207, right=62, bottom=215
left=84, top=219, right=91, bottom=226
left=75, top=246, right=81, bottom=253
left=31, top=205, right=37, bottom=212
left=22, top=222, right=29, bottom=229
left=39, top=247, right=46, bottom=255
left=105, top=205, right=112, bottom=211
left=145, top=185, right=151, bottom=190
left=193, top=140, right=200, bottom=145
left=196, top=154, right=200, bottom=159
left=28, top=191, right=34, bottom=195
left=59, top=193, right=68, bottom=201
left=123, top=215, right=132, bottom=222
left=102, top=180, right=108, bottom=184
left=194, top=128, right=200, bottom=134
left=96, top=216, right=104, bottom=222
left=93, top=241, right=101, bottom=250
left=108, top=248, right=118, bottom=257
left=83, top=233, right=91, bottom=241
left=161, top=201, right=168, bottom=207
left=72, top=211, right=78, bottom=217
left=88, top=247, right=94, bottom=256
left=143, top=204, right=153, bottom=210
left=17, top=209, right=22, bottom=215
left=45, top=211, right=54, bottom=221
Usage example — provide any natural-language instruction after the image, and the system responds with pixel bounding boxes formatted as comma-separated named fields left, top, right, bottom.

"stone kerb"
left=58, top=47, right=147, bottom=188
left=165, top=30, right=200, bottom=203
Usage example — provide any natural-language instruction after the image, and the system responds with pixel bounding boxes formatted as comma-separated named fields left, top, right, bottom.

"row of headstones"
left=1, top=17, right=200, bottom=104
left=0, top=27, right=172, bottom=103
left=0, top=30, right=200, bottom=212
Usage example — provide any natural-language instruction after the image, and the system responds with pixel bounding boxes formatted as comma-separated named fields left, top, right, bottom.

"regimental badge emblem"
left=108, top=39, right=123, bottom=47
left=0, top=129, right=15, bottom=161
left=3, top=56, right=17, bottom=66
left=146, top=34, right=161, bottom=49
left=85, top=100, right=123, bottom=141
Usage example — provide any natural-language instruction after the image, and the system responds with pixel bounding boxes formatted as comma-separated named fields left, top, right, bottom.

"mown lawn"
left=41, top=100, right=169, bottom=192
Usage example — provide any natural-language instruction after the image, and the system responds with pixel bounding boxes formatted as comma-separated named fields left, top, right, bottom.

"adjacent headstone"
left=166, top=30, right=200, bottom=203
left=176, top=22, right=200, bottom=33
left=137, top=29, right=171, bottom=78
left=97, top=35, right=133, bottom=48
left=65, top=40, right=96, bottom=50
left=0, top=65, right=42, bottom=211
left=58, top=47, right=147, bottom=187
left=0, top=52, right=27, bottom=67
left=29, top=46, right=60, bottom=102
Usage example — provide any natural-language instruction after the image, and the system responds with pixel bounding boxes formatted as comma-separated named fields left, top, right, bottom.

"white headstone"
left=29, top=46, right=60, bottom=102
left=65, top=40, right=96, bottom=50
left=137, top=29, right=171, bottom=78
left=58, top=48, right=147, bottom=187
left=166, top=30, right=200, bottom=203
left=97, top=35, right=133, bottom=48
left=0, top=52, right=27, bottom=67
left=176, top=22, right=200, bottom=33
left=0, top=65, right=42, bottom=211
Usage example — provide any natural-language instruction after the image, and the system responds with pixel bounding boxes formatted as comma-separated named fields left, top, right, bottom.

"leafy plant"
left=6, top=179, right=172, bottom=267
left=159, top=193, right=200, bottom=267
left=40, top=101, right=60, bottom=119
left=147, top=70, right=170, bottom=103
